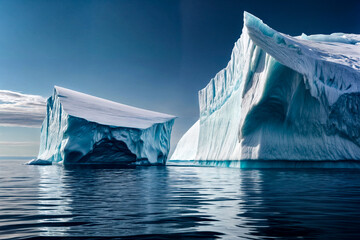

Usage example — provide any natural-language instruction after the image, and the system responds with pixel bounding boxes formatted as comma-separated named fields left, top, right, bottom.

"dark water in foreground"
left=1, top=159, right=360, bottom=239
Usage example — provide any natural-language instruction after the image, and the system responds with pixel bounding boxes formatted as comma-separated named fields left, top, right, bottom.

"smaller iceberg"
left=29, top=86, right=176, bottom=166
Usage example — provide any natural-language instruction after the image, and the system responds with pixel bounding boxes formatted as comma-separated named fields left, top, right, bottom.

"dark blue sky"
left=0, top=0, right=359, bottom=156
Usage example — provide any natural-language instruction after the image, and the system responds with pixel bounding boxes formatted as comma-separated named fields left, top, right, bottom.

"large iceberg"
left=29, top=86, right=176, bottom=166
left=171, top=12, right=360, bottom=166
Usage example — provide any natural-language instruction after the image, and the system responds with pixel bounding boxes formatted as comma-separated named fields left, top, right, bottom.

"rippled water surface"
left=1, top=159, right=360, bottom=239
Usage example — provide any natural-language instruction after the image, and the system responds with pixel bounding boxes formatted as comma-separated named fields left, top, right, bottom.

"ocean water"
left=1, top=159, right=360, bottom=239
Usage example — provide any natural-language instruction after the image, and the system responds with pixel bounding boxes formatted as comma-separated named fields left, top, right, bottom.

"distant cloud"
left=0, top=90, right=46, bottom=127
left=0, top=141, right=39, bottom=146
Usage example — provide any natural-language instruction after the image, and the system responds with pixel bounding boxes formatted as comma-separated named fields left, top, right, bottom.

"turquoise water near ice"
left=1, top=159, right=360, bottom=239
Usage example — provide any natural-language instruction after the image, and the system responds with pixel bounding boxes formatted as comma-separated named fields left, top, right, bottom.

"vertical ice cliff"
left=29, top=86, right=176, bottom=165
left=171, top=12, right=360, bottom=164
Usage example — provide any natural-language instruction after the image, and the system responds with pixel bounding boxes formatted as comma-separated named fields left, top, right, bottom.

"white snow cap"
left=54, top=86, right=176, bottom=129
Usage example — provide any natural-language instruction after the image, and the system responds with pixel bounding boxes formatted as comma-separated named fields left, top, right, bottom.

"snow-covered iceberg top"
left=55, top=86, right=175, bottom=129
left=171, top=12, right=360, bottom=165
left=199, top=12, right=360, bottom=118
left=244, top=12, right=360, bottom=106
left=30, top=86, right=176, bottom=166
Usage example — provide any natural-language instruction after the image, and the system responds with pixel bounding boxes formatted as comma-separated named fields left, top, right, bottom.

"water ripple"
left=0, top=160, right=360, bottom=239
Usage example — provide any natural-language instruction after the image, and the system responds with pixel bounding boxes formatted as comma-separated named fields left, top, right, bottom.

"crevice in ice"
left=71, top=139, right=138, bottom=165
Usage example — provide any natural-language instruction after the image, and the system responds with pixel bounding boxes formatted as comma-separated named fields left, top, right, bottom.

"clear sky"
left=0, top=0, right=359, bottom=157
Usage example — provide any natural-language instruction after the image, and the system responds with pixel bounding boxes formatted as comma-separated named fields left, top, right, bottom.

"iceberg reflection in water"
left=36, top=166, right=73, bottom=237
left=0, top=159, right=360, bottom=239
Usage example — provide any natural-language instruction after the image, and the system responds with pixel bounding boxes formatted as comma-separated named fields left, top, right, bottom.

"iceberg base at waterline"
left=168, top=158, right=360, bottom=169
left=191, top=160, right=360, bottom=169
left=27, top=159, right=52, bottom=165
left=29, top=86, right=176, bottom=166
